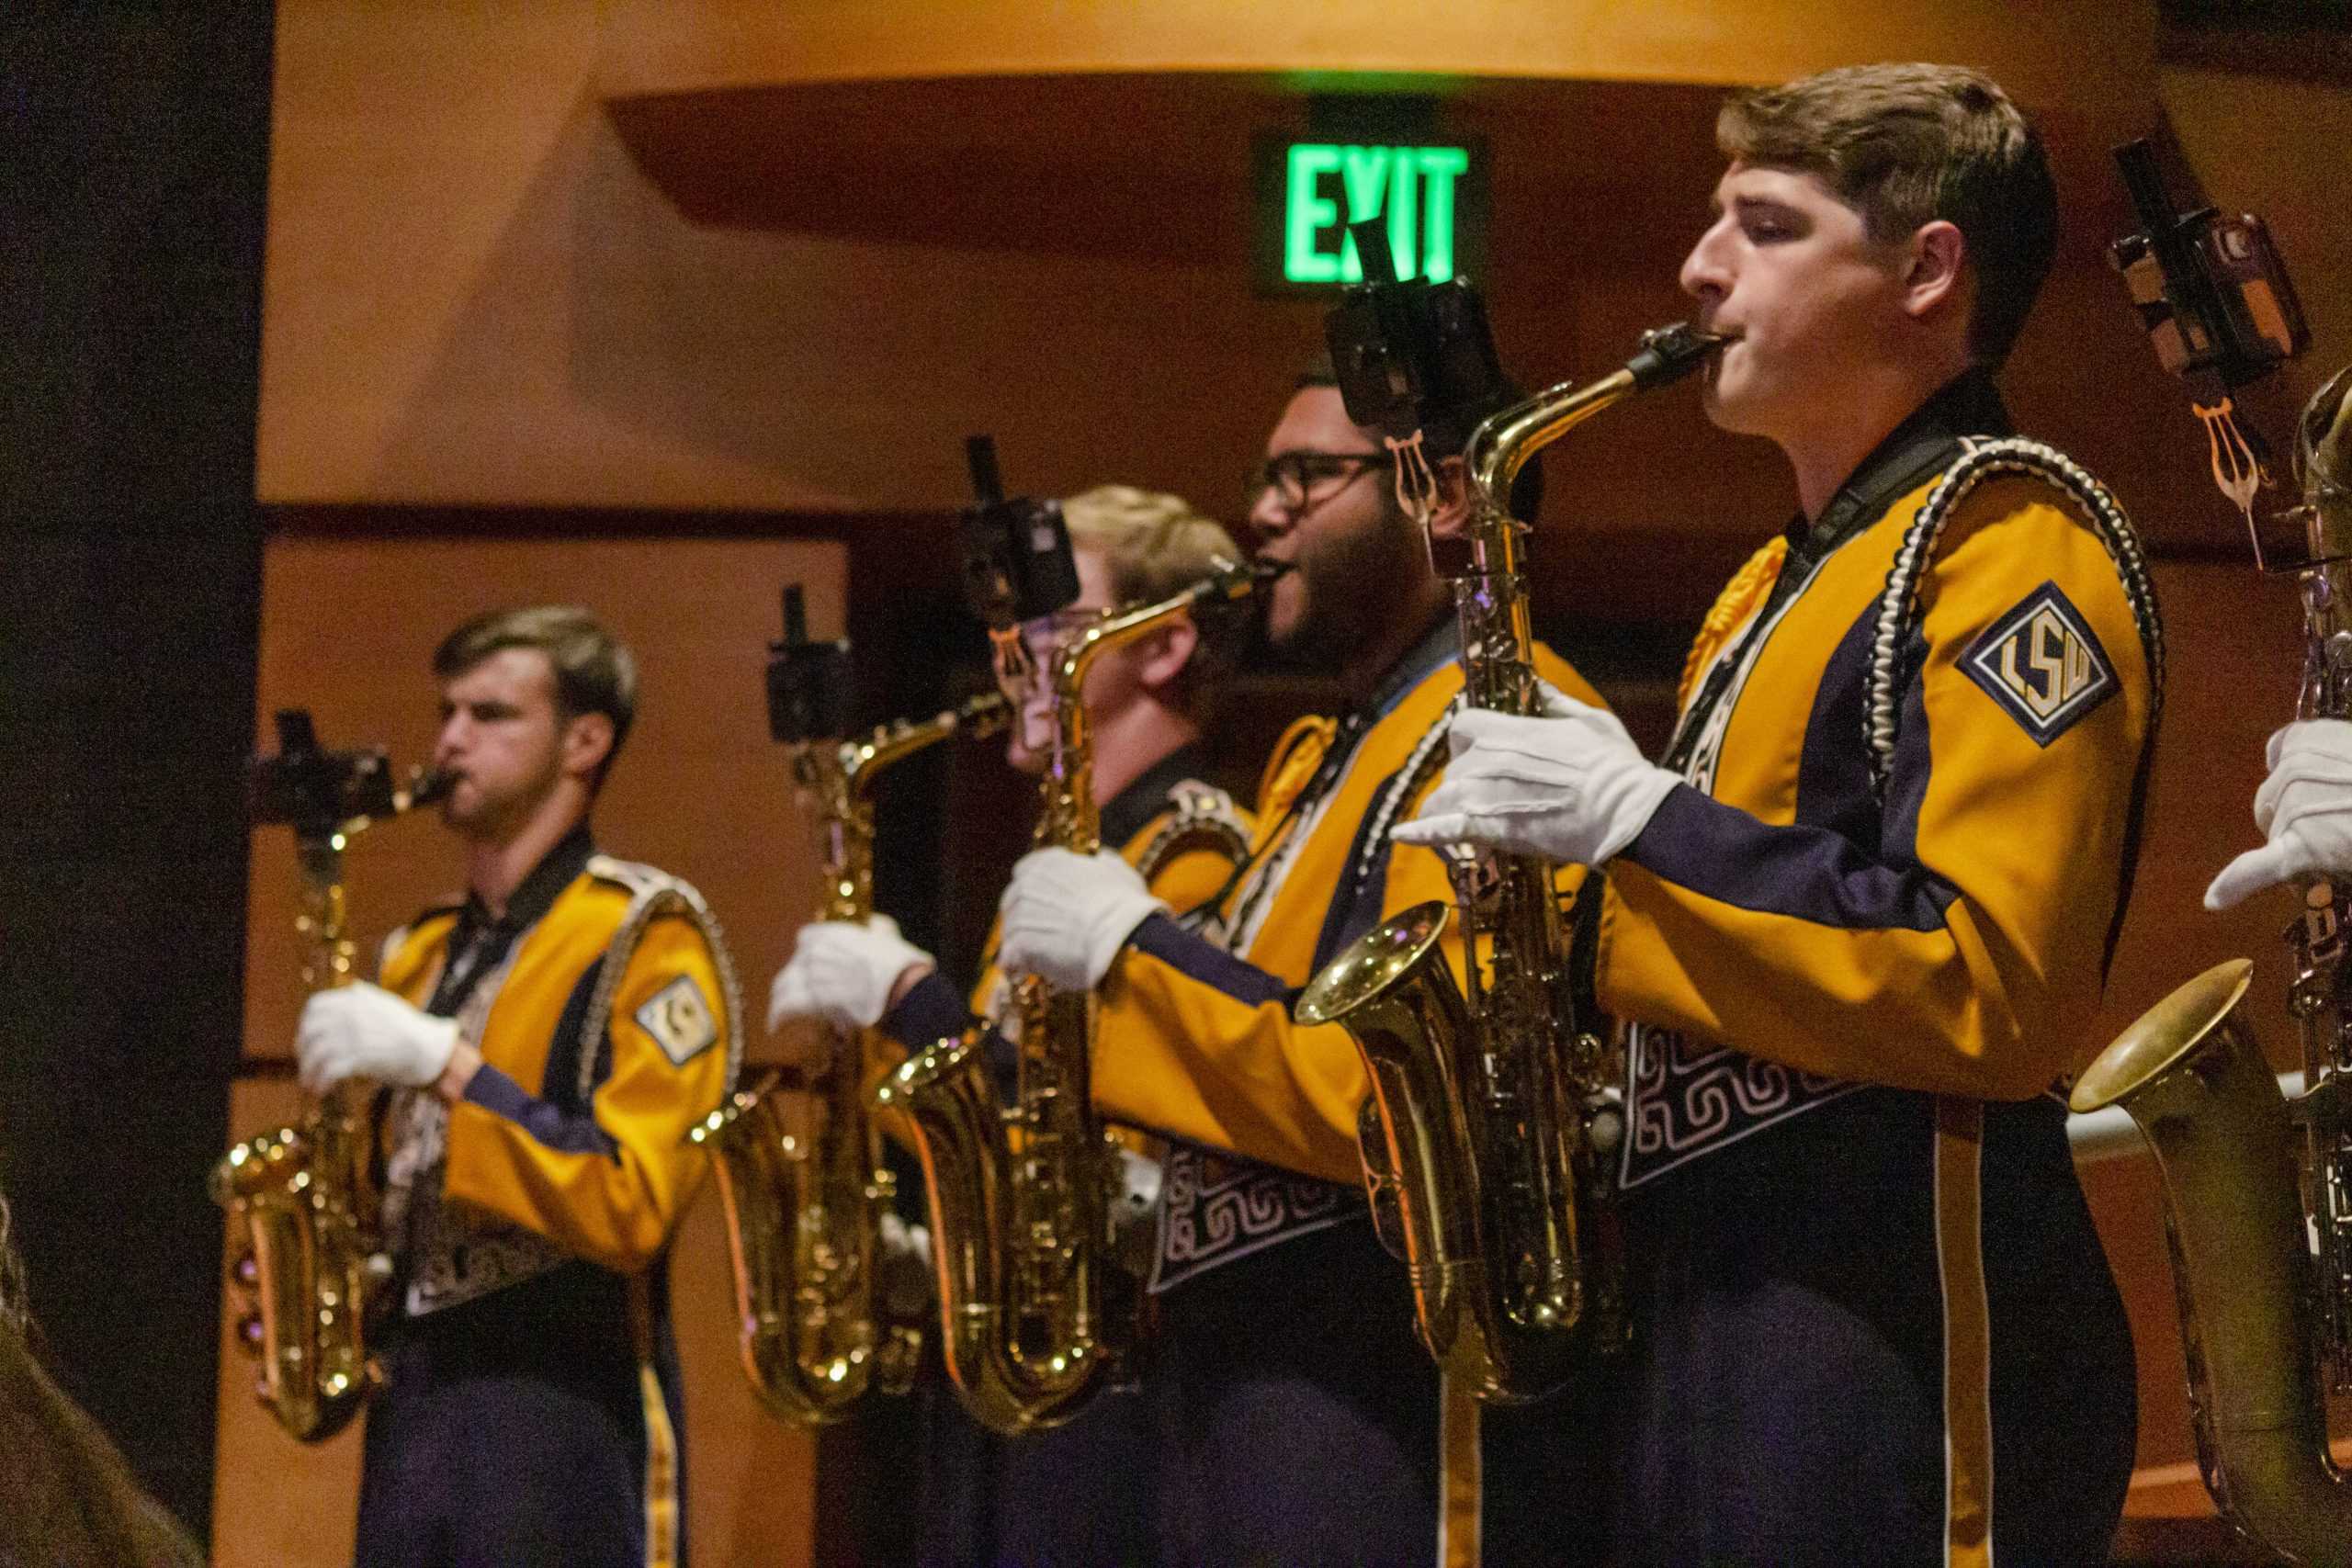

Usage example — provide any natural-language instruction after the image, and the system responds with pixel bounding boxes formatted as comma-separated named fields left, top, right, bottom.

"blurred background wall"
left=8, top=3, right=2350, bottom=1563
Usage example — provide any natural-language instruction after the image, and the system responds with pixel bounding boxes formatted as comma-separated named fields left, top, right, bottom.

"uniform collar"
left=1787, top=367, right=2012, bottom=568
left=1358, top=612, right=1460, bottom=727
left=460, top=824, right=596, bottom=937
left=1101, top=740, right=1213, bottom=852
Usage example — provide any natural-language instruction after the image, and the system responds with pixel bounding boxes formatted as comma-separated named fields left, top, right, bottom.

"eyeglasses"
left=1245, top=450, right=1393, bottom=514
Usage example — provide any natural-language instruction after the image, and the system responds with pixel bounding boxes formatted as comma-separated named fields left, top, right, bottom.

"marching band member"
left=767, top=486, right=1252, bottom=1568
left=295, top=606, right=736, bottom=1568
left=1397, top=64, right=2160, bottom=1564
left=991, top=381, right=1611, bottom=1565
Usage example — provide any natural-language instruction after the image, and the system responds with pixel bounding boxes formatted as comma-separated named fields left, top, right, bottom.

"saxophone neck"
left=841, top=690, right=1010, bottom=796
left=801, top=693, right=1014, bottom=920
left=2299, top=556, right=2352, bottom=721
left=1038, top=559, right=1277, bottom=853
left=1466, top=368, right=1638, bottom=512
left=294, top=837, right=357, bottom=992
left=1465, top=321, right=1726, bottom=515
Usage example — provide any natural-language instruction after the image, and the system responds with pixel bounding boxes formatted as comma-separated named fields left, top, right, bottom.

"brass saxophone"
left=687, top=688, right=1008, bottom=1426
left=1294, top=323, right=1723, bottom=1403
left=875, top=558, right=1282, bottom=1433
left=2072, top=367, right=2352, bottom=1564
left=212, top=712, right=448, bottom=1443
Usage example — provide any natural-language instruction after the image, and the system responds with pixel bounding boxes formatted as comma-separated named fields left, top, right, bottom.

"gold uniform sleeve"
left=1600, top=485, right=2154, bottom=1099
left=444, top=914, right=732, bottom=1271
left=1094, top=654, right=1601, bottom=1183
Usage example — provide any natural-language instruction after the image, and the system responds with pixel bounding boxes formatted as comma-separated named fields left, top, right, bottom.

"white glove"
left=296, top=982, right=460, bottom=1095
left=767, top=917, right=934, bottom=1034
left=2206, top=719, right=2352, bottom=910
left=1394, top=682, right=1680, bottom=867
left=997, top=847, right=1167, bottom=992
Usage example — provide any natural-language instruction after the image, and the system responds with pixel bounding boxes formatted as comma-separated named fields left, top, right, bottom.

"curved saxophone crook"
left=878, top=559, right=1281, bottom=1434
left=214, top=723, right=448, bottom=1443
left=2073, top=368, right=2352, bottom=1566
left=1294, top=323, right=1721, bottom=1404
left=690, top=693, right=1008, bottom=1427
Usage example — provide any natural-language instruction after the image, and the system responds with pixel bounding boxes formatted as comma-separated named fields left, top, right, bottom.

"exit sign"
left=1254, top=134, right=1489, bottom=293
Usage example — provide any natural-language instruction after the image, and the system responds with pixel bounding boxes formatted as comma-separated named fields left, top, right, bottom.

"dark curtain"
left=0, top=3, right=275, bottom=1540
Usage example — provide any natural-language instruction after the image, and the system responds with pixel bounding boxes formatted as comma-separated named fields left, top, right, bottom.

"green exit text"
left=1283, top=142, right=1473, bottom=285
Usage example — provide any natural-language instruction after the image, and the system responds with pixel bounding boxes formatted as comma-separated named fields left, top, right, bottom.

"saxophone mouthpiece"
left=400, top=767, right=456, bottom=812
left=1201, top=554, right=1292, bottom=599
left=1626, top=322, right=1728, bottom=391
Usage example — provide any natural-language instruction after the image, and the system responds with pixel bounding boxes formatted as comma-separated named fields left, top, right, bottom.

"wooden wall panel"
left=263, top=0, right=2185, bottom=581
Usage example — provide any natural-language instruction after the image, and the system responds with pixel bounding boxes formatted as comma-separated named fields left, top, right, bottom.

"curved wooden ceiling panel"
left=594, top=0, right=2153, bottom=110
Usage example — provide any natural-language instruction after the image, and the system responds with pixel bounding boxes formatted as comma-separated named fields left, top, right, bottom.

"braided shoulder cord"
left=1863, top=437, right=2166, bottom=800
left=577, top=857, right=748, bottom=1098
left=1356, top=697, right=1458, bottom=899
left=1135, top=781, right=1254, bottom=886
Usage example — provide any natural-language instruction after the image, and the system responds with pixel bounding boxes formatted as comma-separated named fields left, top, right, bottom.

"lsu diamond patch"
left=634, top=975, right=718, bottom=1066
left=1961, top=581, right=2117, bottom=747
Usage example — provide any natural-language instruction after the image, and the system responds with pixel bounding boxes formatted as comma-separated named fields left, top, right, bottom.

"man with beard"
left=992, top=372, right=1611, bottom=1565
left=1399, top=65, right=2160, bottom=1563
left=295, top=605, right=737, bottom=1568
left=767, top=486, right=1252, bottom=1567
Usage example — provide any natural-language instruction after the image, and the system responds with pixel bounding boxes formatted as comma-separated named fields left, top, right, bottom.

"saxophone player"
left=1398, top=64, right=2159, bottom=1564
left=766, top=486, right=1252, bottom=1568
left=2207, top=367, right=2352, bottom=910
left=991, top=384, right=1611, bottom=1565
left=292, top=606, right=736, bottom=1568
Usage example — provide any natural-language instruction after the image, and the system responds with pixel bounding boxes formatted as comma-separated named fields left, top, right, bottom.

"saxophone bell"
left=884, top=477, right=1246, bottom=1433
left=2071, top=962, right=2352, bottom=1564
left=1297, top=904, right=1494, bottom=1380
left=215, top=711, right=445, bottom=1443
left=690, top=584, right=1009, bottom=1427
left=1295, top=316, right=1711, bottom=1403
left=2068, top=355, right=2352, bottom=1560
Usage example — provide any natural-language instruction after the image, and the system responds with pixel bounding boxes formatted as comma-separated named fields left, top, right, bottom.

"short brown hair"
left=434, top=605, right=637, bottom=779
left=1718, top=62, right=2057, bottom=364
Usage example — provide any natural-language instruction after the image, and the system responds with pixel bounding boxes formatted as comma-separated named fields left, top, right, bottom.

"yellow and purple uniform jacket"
left=881, top=741, right=1252, bottom=1090
left=1597, top=372, right=2162, bottom=1181
left=1595, top=370, right=2163, bottom=1568
left=1071, top=619, right=1602, bottom=1292
left=377, top=834, right=739, bottom=1296
left=365, top=828, right=739, bottom=1568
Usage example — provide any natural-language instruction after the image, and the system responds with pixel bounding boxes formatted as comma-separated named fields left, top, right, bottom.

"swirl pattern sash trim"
left=1148, top=1143, right=1353, bottom=1292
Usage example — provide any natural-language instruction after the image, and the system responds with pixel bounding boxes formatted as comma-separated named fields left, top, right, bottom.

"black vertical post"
left=0, top=3, right=275, bottom=1539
